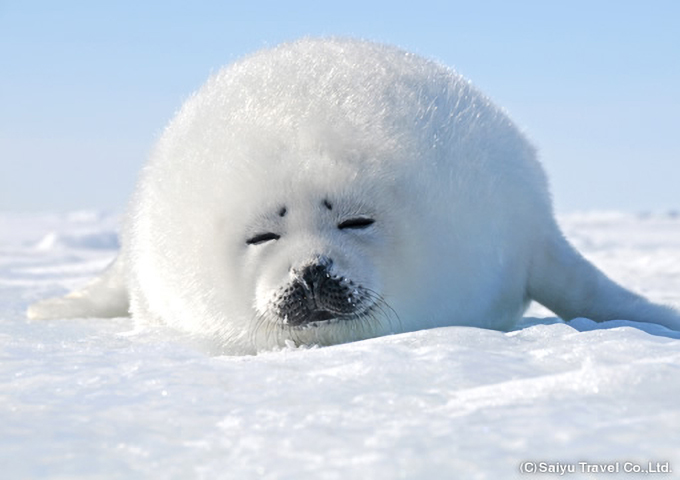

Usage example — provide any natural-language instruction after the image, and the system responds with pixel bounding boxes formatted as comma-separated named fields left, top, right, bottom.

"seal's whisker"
left=250, top=311, right=271, bottom=352
left=360, top=288, right=401, bottom=334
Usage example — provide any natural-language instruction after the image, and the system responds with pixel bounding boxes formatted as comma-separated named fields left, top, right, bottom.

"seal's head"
left=126, top=37, right=548, bottom=353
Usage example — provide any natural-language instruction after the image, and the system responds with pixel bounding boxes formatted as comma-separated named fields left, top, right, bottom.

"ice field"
left=1, top=210, right=679, bottom=479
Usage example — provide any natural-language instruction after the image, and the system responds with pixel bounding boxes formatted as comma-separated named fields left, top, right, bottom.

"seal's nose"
left=299, top=256, right=334, bottom=290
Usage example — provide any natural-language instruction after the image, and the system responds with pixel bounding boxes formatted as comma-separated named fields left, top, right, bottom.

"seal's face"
left=240, top=190, right=400, bottom=346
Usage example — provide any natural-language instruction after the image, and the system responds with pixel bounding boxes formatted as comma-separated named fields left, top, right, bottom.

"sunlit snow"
left=1, top=211, right=679, bottom=479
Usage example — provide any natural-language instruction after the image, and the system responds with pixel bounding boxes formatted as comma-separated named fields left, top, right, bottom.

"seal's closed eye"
left=246, top=232, right=281, bottom=245
left=338, top=218, right=375, bottom=230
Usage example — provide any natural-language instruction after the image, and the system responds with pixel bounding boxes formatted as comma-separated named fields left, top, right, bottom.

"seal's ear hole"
left=338, top=217, right=375, bottom=230
left=246, top=232, right=281, bottom=245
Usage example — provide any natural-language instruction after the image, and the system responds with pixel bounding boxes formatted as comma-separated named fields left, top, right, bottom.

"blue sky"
left=1, top=0, right=678, bottom=213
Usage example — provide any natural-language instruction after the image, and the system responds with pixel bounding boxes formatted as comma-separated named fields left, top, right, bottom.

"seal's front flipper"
left=27, top=257, right=130, bottom=320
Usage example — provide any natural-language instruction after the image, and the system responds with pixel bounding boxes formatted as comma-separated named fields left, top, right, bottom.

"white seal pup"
left=28, top=38, right=680, bottom=354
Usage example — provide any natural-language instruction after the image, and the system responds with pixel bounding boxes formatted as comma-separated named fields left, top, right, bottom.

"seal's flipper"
left=528, top=231, right=680, bottom=330
left=27, top=257, right=130, bottom=320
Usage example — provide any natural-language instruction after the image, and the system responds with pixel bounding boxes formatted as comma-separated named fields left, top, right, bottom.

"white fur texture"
left=28, top=38, right=680, bottom=354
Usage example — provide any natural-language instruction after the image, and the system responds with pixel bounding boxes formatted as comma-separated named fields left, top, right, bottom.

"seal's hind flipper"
left=27, top=256, right=129, bottom=320
left=528, top=231, right=680, bottom=330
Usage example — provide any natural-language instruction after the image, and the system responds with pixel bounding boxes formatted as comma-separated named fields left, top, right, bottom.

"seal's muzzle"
left=276, top=256, right=368, bottom=326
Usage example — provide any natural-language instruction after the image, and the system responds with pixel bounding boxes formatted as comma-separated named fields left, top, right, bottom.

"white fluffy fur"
left=28, top=38, right=680, bottom=354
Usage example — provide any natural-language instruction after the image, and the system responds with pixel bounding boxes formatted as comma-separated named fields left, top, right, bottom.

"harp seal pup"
left=27, top=38, right=680, bottom=354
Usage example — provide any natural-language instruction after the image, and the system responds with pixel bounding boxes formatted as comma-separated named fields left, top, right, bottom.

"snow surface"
left=2, top=211, right=680, bottom=479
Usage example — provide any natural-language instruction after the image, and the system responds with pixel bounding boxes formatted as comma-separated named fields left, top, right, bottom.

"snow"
left=1, top=211, right=680, bottom=479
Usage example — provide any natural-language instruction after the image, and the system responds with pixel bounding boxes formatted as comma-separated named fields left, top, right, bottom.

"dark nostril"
left=301, top=265, right=327, bottom=287
left=300, top=256, right=334, bottom=287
